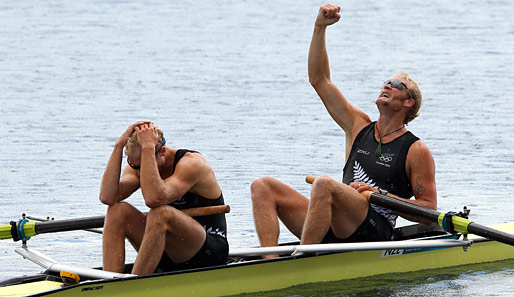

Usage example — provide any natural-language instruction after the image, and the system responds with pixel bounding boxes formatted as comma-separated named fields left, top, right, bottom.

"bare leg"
left=102, top=202, right=146, bottom=272
left=251, top=177, right=309, bottom=252
left=131, top=205, right=206, bottom=275
left=301, top=176, right=369, bottom=245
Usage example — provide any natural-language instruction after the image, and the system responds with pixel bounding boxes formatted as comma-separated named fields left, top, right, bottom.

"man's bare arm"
left=308, top=4, right=371, bottom=154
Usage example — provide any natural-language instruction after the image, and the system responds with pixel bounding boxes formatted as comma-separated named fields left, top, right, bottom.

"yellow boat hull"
left=1, top=223, right=513, bottom=297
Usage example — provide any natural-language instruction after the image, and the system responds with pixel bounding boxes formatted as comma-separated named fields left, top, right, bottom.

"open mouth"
left=380, top=92, right=390, bottom=98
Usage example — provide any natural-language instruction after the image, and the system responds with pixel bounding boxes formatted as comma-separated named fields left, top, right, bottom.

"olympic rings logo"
left=379, top=155, right=393, bottom=162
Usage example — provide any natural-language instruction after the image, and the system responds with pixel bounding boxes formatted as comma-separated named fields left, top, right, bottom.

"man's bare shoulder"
left=408, top=139, right=433, bottom=158
left=406, top=139, right=436, bottom=175
left=174, top=151, right=210, bottom=174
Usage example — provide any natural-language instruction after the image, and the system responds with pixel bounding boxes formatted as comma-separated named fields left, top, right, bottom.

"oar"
left=229, top=239, right=472, bottom=257
left=0, top=205, right=230, bottom=241
left=306, top=175, right=514, bottom=246
left=26, top=215, right=103, bottom=234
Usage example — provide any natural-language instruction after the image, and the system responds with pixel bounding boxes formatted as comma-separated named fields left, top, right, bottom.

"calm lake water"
left=1, top=0, right=513, bottom=295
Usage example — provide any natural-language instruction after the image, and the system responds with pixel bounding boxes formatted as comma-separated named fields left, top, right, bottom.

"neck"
left=375, top=120, right=405, bottom=142
left=374, top=121, right=405, bottom=157
left=158, top=147, right=175, bottom=177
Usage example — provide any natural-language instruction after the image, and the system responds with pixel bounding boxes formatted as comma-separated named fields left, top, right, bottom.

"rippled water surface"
left=1, top=0, right=513, bottom=295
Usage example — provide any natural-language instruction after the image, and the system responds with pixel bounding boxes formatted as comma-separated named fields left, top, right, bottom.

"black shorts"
left=156, top=233, right=229, bottom=272
left=321, top=206, right=393, bottom=243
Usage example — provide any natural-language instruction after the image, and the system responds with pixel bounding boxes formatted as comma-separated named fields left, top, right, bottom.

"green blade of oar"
left=366, top=191, right=514, bottom=246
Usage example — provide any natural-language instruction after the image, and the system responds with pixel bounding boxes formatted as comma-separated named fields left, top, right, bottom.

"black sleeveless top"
left=342, top=122, right=419, bottom=227
left=168, top=149, right=227, bottom=239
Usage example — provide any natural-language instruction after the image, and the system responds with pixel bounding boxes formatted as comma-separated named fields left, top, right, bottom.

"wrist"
left=313, top=24, right=327, bottom=32
left=378, top=188, right=388, bottom=196
left=140, top=145, right=156, bottom=153
left=113, top=141, right=126, bottom=151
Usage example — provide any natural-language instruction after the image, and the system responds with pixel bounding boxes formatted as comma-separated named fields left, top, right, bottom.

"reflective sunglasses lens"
left=384, top=79, right=405, bottom=90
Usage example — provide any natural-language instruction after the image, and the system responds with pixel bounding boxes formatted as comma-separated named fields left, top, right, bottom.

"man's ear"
left=158, top=146, right=166, bottom=156
left=404, top=98, right=415, bottom=108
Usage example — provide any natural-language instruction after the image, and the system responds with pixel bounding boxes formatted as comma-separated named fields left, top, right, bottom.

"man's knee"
left=251, top=176, right=275, bottom=200
left=145, top=206, right=171, bottom=226
left=311, top=175, right=335, bottom=193
left=106, top=202, right=132, bottom=220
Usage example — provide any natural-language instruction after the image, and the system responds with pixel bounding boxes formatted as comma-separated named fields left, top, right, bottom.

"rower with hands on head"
left=99, top=121, right=228, bottom=275
left=251, top=3, right=437, bottom=255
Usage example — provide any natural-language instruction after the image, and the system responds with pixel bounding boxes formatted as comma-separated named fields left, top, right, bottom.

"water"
left=0, top=0, right=513, bottom=295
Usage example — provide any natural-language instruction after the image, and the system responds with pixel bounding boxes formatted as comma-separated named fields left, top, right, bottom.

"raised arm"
left=309, top=4, right=370, bottom=146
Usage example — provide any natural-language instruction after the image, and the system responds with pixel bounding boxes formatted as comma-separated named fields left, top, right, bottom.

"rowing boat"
left=1, top=221, right=513, bottom=297
left=1, top=190, right=513, bottom=296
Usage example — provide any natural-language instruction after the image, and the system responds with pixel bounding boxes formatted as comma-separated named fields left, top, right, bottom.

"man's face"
left=377, top=77, right=412, bottom=106
left=126, top=146, right=142, bottom=171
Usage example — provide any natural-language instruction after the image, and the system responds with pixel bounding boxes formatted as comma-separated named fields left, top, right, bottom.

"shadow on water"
left=232, top=259, right=514, bottom=297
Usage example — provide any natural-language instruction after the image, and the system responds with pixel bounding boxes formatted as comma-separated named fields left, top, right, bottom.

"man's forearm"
left=308, top=25, right=331, bottom=87
left=99, top=143, right=125, bottom=205
left=139, top=146, right=167, bottom=207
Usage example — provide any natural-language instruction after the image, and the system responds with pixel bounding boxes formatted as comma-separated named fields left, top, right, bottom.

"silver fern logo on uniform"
left=352, top=161, right=398, bottom=227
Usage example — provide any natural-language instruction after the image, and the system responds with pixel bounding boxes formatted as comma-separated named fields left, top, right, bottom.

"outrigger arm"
left=15, top=246, right=135, bottom=280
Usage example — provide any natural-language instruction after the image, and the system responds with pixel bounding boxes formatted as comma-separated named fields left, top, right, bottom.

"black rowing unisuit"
left=168, top=149, right=227, bottom=238
left=342, top=122, right=419, bottom=227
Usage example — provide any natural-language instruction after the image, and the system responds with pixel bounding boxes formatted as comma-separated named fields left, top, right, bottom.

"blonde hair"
left=395, top=71, right=422, bottom=124
left=125, top=127, right=165, bottom=156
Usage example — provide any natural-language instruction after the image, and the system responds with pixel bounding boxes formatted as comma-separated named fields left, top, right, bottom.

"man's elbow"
left=99, top=193, right=115, bottom=206
left=98, top=192, right=113, bottom=205
left=144, top=195, right=164, bottom=209
left=309, top=76, right=323, bottom=89
left=309, top=76, right=331, bottom=94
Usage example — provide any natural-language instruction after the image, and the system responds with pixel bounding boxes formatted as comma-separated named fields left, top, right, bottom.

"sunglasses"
left=127, top=157, right=140, bottom=170
left=384, top=79, right=413, bottom=99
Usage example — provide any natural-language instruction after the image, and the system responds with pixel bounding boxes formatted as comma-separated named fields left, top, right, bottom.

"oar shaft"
left=365, top=191, right=440, bottom=221
left=306, top=175, right=514, bottom=246
left=468, top=222, right=514, bottom=246
left=2, top=205, right=230, bottom=240
left=35, top=216, right=105, bottom=235
left=368, top=191, right=514, bottom=246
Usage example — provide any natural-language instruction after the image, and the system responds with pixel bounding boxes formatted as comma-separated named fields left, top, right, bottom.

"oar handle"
left=181, top=205, right=230, bottom=217
left=306, top=175, right=316, bottom=184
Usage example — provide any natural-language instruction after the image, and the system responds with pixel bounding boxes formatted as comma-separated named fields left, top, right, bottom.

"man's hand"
left=135, top=122, right=160, bottom=151
left=116, top=121, right=152, bottom=147
left=315, top=4, right=341, bottom=27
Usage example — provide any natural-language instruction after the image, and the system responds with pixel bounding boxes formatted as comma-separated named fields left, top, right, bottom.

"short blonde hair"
left=395, top=71, right=422, bottom=124
left=125, top=127, right=165, bottom=156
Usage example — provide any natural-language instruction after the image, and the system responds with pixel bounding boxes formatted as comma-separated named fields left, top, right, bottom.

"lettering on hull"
left=381, top=246, right=452, bottom=257
left=81, top=285, right=104, bottom=292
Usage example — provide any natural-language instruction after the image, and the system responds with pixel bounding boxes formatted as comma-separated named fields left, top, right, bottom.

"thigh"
left=156, top=206, right=208, bottom=264
left=324, top=181, right=370, bottom=239
left=267, top=178, right=310, bottom=238
left=106, top=202, right=147, bottom=251
left=323, top=207, right=393, bottom=243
